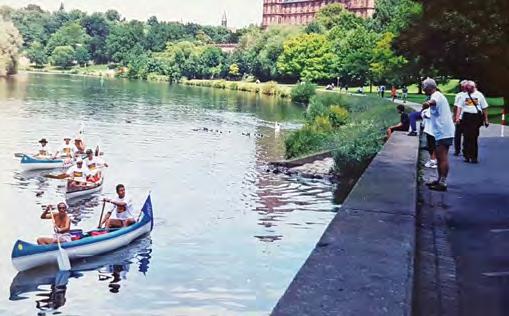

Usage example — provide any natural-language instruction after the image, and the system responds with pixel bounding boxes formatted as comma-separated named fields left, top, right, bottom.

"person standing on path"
left=421, top=78, right=455, bottom=191
left=402, top=86, right=408, bottom=103
left=422, top=107, right=437, bottom=169
left=453, top=80, right=468, bottom=156
left=391, top=86, right=397, bottom=102
left=456, top=81, right=489, bottom=163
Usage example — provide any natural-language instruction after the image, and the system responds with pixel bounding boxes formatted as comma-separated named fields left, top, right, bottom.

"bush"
left=332, top=123, right=384, bottom=175
left=261, top=81, right=280, bottom=95
left=285, top=127, right=331, bottom=159
left=329, top=105, right=349, bottom=127
left=306, top=96, right=329, bottom=122
left=213, top=80, right=227, bottom=89
left=229, top=82, right=239, bottom=90
left=291, top=82, right=317, bottom=104
left=312, top=115, right=333, bottom=133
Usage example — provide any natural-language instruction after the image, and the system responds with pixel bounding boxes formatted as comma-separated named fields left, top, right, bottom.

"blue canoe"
left=20, top=154, right=66, bottom=171
left=12, top=195, right=154, bottom=272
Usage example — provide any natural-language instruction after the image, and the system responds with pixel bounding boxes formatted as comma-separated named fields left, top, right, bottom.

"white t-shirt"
left=109, top=195, right=135, bottom=220
left=61, top=143, right=74, bottom=157
left=421, top=108, right=434, bottom=136
left=454, top=92, right=465, bottom=107
left=85, top=156, right=105, bottom=175
left=66, top=165, right=91, bottom=182
left=458, top=90, right=488, bottom=114
left=430, top=91, right=455, bottom=140
left=37, top=144, right=51, bottom=157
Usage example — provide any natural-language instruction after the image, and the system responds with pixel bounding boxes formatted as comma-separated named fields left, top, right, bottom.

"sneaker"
left=429, top=182, right=447, bottom=191
left=407, top=131, right=418, bottom=136
left=425, top=160, right=437, bottom=169
left=464, top=158, right=471, bottom=163
left=426, top=179, right=439, bottom=187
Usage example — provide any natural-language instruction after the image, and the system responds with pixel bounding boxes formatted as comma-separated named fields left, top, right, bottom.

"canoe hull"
left=12, top=219, right=151, bottom=272
left=65, top=177, right=104, bottom=200
left=12, top=195, right=154, bottom=272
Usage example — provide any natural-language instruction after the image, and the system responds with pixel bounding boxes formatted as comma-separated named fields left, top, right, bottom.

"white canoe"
left=20, top=155, right=66, bottom=171
left=65, top=176, right=104, bottom=200
left=11, top=195, right=154, bottom=272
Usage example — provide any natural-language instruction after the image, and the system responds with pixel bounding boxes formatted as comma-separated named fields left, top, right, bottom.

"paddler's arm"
left=40, top=205, right=54, bottom=219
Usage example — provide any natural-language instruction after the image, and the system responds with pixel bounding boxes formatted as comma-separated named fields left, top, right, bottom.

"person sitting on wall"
left=386, top=104, right=410, bottom=138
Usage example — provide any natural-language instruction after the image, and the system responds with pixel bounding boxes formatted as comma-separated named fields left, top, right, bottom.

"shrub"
left=261, top=81, right=280, bottom=95
left=306, top=96, right=329, bottom=122
left=213, top=80, right=227, bottom=89
left=284, top=127, right=330, bottom=159
left=312, top=115, right=333, bottom=133
left=332, top=123, right=384, bottom=175
left=291, top=82, right=317, bottom=104
left=329, top=105, right=349, bottom=127
left=229, top=82, right=239, bottom=90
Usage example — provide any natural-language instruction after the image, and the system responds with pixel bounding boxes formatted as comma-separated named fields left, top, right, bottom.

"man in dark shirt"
left=387, top=104, right=410, bottom=137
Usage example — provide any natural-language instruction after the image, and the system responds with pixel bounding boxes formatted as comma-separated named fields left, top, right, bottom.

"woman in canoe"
left=37, top=202, right=71, bottom=245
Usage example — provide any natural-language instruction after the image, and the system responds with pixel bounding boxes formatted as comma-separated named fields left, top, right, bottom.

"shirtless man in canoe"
left=37, top=202, right=71, bottom=245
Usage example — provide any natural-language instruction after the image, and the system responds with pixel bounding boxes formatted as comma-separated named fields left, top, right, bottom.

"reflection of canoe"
left=9, top=237, right=151, bottom=301
left=20, top=154, right=66, bottom=171
left=11, top=195, right=154, bottom=272
left=65, top=176, right=104, bottom=200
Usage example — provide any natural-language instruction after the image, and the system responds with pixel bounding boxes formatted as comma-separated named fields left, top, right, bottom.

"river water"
left=0, top=73, right=337, bottom=315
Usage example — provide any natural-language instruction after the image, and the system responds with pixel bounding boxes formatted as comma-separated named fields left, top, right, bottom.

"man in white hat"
left=421, top=77, right=455, bottom=191
left=65, top=157, right=91, bottom=189
left=453, top=80, right=468, bottom=156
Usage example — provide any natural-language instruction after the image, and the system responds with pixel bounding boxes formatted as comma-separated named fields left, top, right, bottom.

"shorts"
left=436, top=137, right=453, bottom=148
left=54, top=233, right=72, bottom=243
left=426, top=133, right=436, bottom=152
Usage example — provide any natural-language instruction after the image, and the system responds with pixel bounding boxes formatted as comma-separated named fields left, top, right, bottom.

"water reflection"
left=9, top=237, right=152, bottom=313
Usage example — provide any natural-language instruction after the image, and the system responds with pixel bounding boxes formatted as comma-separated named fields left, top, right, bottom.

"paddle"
left=43, top=173, right=69, bottom=180
left=14, top=152, right=25, bottom=158
left=98, top=199, right=107, bottom=228
left=50, top=212, right=71, bottom=271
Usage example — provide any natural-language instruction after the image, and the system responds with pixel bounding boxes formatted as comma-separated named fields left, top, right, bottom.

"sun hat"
left=39, top=138, right=48, bottom=143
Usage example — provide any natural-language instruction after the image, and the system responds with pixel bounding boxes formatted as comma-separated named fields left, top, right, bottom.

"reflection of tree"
left=35, top=271, right=69, bottom=312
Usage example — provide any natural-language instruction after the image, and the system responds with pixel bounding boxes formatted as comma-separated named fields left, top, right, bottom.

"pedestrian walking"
left=380, top=85, right=385, bottom=98
left=453, top=80, right=468, bottom=156
left=402, top=86, right=408, bottom=103
left=421, top=78, right=455, bottom=191
left=456, top=81, right=489, bottom=163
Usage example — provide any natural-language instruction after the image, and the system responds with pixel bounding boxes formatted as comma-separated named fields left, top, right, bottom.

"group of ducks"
left=192, top=122, right=282, bottom=138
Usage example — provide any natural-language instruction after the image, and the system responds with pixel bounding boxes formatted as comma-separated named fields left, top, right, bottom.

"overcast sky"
left=0, top=0, right=263, bottom=27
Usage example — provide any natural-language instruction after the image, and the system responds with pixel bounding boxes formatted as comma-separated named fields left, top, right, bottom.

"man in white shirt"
left=65, top=157, right=91, bottom=189
left=421, top=78, right=455, bottom=191
left=101, top=184, right=137, bottom=228
left=84, top=149, right=108, bottom=183
left=453, top=80, right=468, bottom=156
left=456, top=81, right=489, bottom=163
left=422, top=108, right=437, bottom=169
left=35, top=138, right=53, bottom=158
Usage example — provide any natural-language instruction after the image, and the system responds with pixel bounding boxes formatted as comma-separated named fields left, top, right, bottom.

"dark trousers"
left=454, top=122, right=463, bottom=154
left=462, top=113, right=481, bottom=160
left=409, top=111, right=422, bottom=132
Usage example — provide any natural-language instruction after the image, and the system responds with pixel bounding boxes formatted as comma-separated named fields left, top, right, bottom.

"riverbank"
left=273, top=131, right=420, bottom=315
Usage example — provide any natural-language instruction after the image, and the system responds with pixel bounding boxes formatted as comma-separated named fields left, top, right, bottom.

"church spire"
left=221, top=11, right=227, bottom=28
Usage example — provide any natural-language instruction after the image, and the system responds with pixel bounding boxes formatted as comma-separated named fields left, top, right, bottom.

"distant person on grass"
left=453, top=80, right=468, bottom=156
left=402, top=86, right=408, bottom=103
left=421, top=78, right=455, bottom=191
left=386, top=104, right=410, bottom=138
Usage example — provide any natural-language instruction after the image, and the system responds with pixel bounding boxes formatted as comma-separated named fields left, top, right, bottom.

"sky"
left=0, top=0, right=263, bottom=28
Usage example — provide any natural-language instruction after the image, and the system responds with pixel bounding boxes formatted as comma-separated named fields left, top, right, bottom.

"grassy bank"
left=21, top=64, right=114, bottom=77
left=285, top=93, right=399, bottom=177
left=181, top=79, right=292, bottom=98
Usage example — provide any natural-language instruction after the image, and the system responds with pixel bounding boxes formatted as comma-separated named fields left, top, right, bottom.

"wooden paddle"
left=44, top=173, right=69, bottom=179
left=98, top=199, right=107, bottom=228
left=50, top=212, right=71, bottom=271
left=14, top=153, right=24, bottom=158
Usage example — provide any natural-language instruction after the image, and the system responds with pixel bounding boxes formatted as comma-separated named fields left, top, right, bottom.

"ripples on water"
left=0, top=74, right=337, bottom=315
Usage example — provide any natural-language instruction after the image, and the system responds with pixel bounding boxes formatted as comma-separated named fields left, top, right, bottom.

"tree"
left=74, top=45, right=90, bottom=66
left=50, top=45, right=75, bottom=68
left=370, top=32, right=407, bottom=84
left=81, top=13, right=110, bottom=63
left=396, top=0, right=509, bottom=111
left=26, top=41, right=47, bottom=67
left=105, top=9, right=121, bottom=22
left=0, top=17, right=23, bottom=76
left=229, top=63, right=240, bottom=78
left=369, top=0, right=421, bottom=34
left=277, top=33, right=334, bottom=82
left=106, top=21, right=145, bottom=64
left=46, top=22, right=90, bottom=55
left=315, top=3, right=364, bottom=30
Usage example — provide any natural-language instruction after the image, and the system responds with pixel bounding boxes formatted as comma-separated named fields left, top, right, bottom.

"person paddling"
left=65, top=157, right=91, bottom=189
left=35, top=138, right=52, bottom=158
left=37, top=202, right=71, bottom=245
left=58, top=137, right=74, bottom=159
left=85, top=149, right=108, bottom=183
left=74, top=136, right=86, bottom=155
left=101, top=184, right=136, bottom=228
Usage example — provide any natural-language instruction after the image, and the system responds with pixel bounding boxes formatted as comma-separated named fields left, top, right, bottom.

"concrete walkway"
left=416, top=124, right=509, bottom=315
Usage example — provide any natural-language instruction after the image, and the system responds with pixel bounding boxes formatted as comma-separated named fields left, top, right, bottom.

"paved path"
left=417, top=123, right=509, bottom=315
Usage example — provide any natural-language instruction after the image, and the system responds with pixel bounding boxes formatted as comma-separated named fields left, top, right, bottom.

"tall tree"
left=396, top=0, right=509, bottom=110
left=81, top=13, right=111, bottom=63
left=45, top=22, right=90, bottom=56
left=0, top=17, right=23, bottom=75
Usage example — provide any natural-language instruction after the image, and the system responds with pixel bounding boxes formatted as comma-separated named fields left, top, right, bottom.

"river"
left=0, top=73, right=337, bottom=315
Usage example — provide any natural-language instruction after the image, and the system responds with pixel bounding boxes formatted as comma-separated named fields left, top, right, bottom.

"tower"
left=221, top=11, right=227, bottom=28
